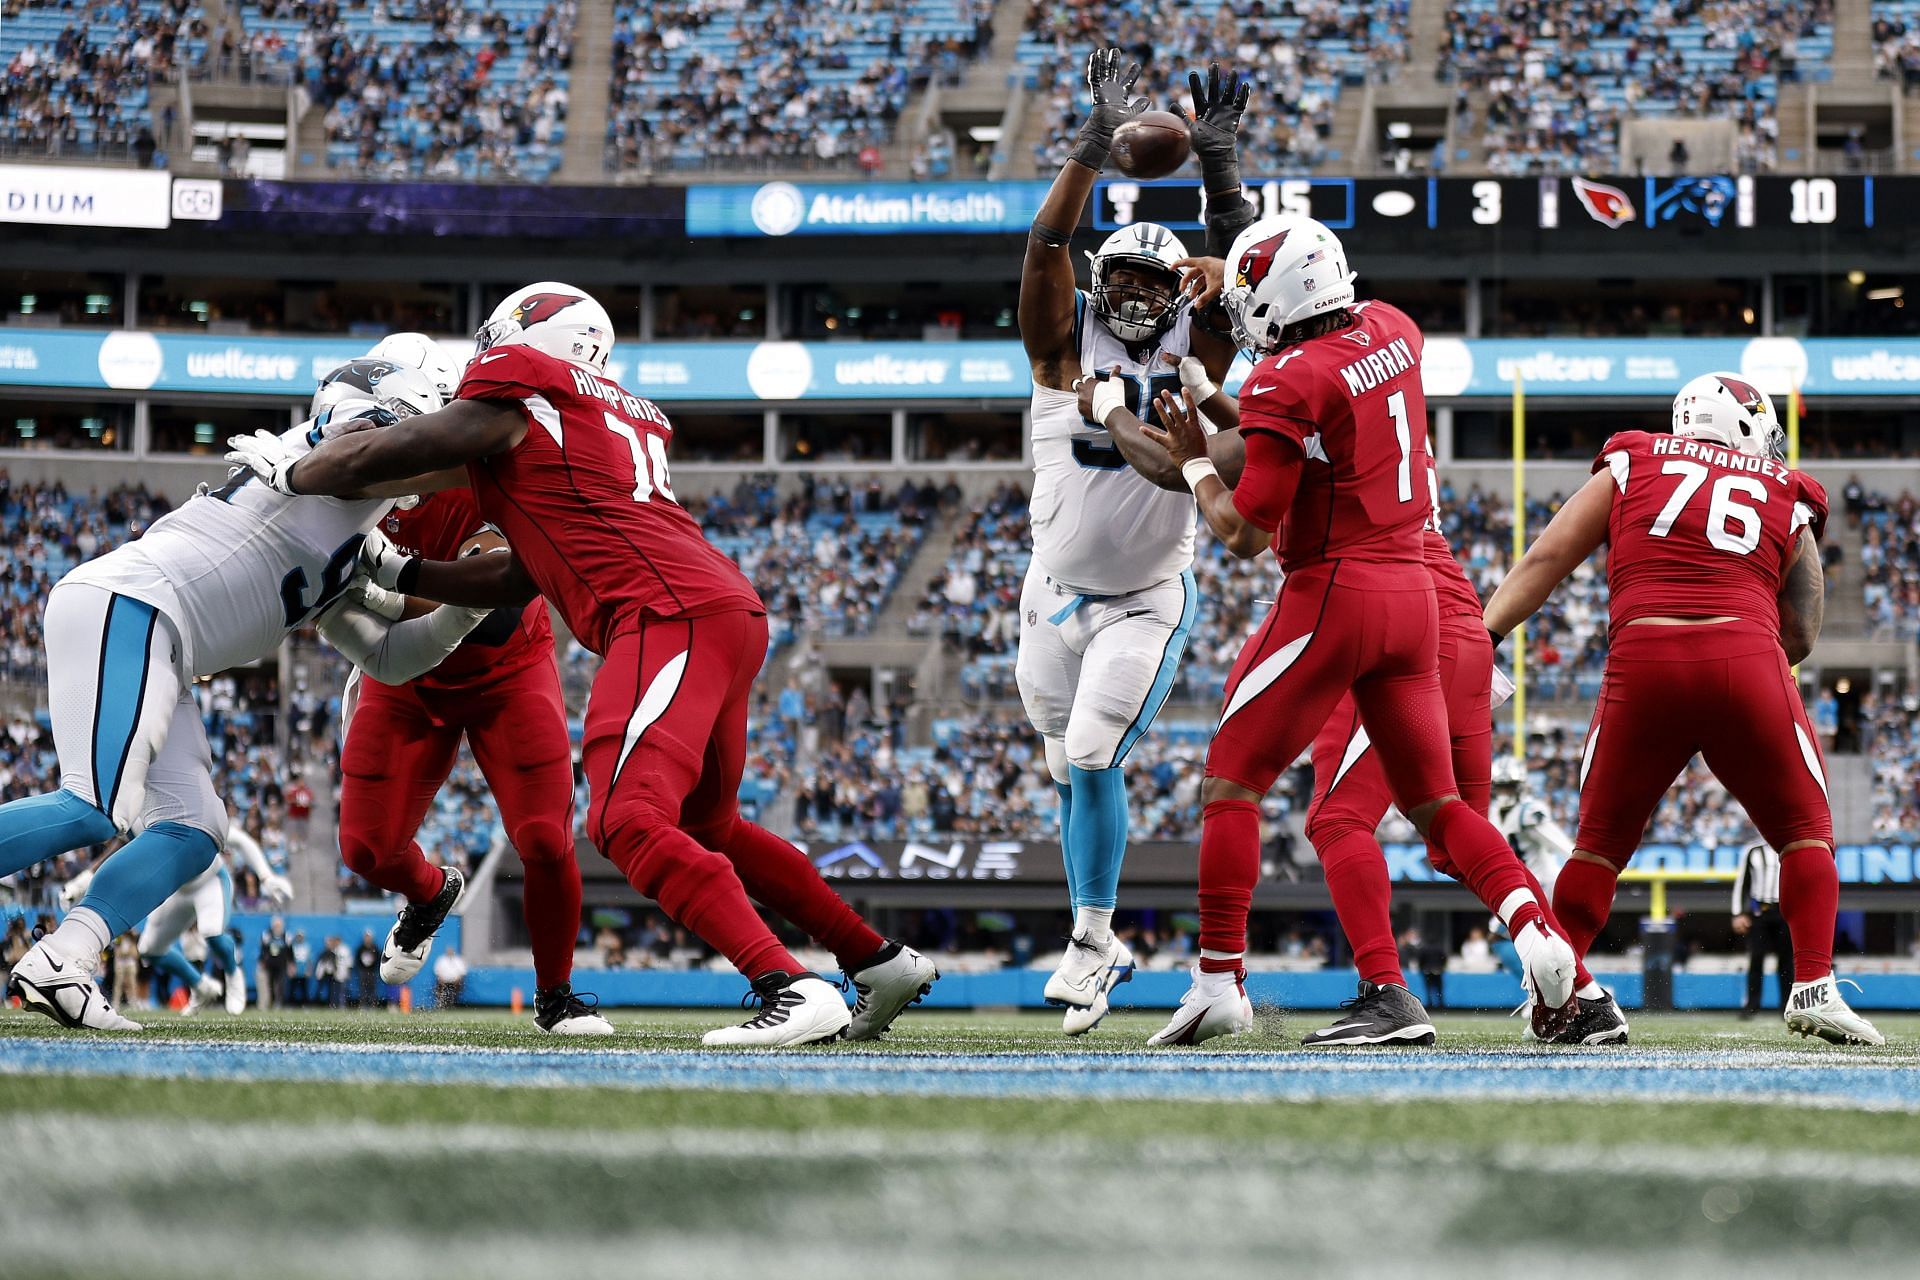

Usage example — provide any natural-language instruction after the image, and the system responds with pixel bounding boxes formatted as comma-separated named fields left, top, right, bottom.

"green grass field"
left=3, top=1008, right=1918, bottom=1278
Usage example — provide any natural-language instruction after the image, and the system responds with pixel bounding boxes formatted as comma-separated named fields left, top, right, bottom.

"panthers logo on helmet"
left=1233, top=228, right=1291, bottom=289
left=1716, top=375, right=1770, bottom=417
left=511, top=292, right=584, bottom=328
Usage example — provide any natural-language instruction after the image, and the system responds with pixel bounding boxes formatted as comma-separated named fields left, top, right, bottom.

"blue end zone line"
left=5, top=1039, right=1918, bottom=1110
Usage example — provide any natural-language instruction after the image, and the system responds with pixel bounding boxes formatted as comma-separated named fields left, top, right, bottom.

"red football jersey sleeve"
left=379, top=489, right=554, bottom=687
left=457, top=346, right=762, bottom=654
left=1595, top=429, right=1822, bottom=633
left=1234, top=300, right=1431, bottom=573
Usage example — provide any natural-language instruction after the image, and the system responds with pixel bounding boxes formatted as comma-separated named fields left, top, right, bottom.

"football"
left=1111, top=110, right=1192, bottom=179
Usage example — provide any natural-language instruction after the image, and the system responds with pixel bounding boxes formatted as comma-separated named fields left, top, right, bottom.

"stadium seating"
left=0, top=0, right=201, bottom=160
left=1444, top=0, right=1832, bottom=175
left=1874, top=3, right=1920, bottom=89
left=236, top=0, right=573, bottom=181
left=606, top=0, right=989, bottom=174
left=1020, top=1, right=1408, bottom=174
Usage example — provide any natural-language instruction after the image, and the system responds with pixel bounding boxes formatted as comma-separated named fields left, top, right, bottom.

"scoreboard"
left=1093, top=174, right=1889, bottom=235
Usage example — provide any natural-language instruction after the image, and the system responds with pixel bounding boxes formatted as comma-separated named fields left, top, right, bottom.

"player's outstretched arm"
left=1777, top=527, right=1825, bottom=665
left=1083, top=370, right=1245, bottom=491
left=1483, top=469, right=1613, bottom=640
left=285, top=400, right=526, bottom=497
left=1021, top=47, right=1147, bottom=390
left=365, top=530, right=542, bottom=611
left=1186, top=64, right=1256, bottom=260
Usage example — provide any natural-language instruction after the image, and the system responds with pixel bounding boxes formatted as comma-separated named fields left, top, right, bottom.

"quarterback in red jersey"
left=229, top=282, right=937, bottom=1048
left=1486, top=373, right=1881, bottom=1045
left=1091, top=215, right=1579, bottom=1045
left=337, top=487, right=612, bottom=1035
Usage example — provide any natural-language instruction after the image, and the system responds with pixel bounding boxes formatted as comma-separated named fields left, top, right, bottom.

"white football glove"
left=357, top=527, right=417, bottom=592
left=1490, top=664, right=1516, bottom=709
left=350, top=574, right=409, bottom=622
left=1175, top=354, right=1219, bottom=403
left=261, top=872, right=295, bottom=907
left=225, top=430, right=302, bottom=496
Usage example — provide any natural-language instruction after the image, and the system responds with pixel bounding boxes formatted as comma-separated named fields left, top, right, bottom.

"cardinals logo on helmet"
left=1716, top=375, right=1770, bottom=417
left=510, top=292, right=584, bottom=328
left=1234, top=228, right=1291, bottom=289
left=1571, top=177, right=1636, bottom=229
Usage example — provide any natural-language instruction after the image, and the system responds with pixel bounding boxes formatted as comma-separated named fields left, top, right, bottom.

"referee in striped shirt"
left=1732, top=841, right=1793, bottom=1017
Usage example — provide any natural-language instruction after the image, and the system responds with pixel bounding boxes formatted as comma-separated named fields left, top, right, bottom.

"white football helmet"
left=1221, top=215, right=1357, bottom=355
left=366, top=331, right=462, bottom=400
left=1087, top=223, right=1188, bottom=344
left=1671, top=372, right=1784, bottom=460
left=1491, top=755, right=1528, bottom=791
left=475, top=281, right=615, bottom=373
left=310, top=359, right=444, bottom=422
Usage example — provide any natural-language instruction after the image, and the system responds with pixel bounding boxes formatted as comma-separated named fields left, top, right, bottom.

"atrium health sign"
left=687, top=181, right=1050, bottom=237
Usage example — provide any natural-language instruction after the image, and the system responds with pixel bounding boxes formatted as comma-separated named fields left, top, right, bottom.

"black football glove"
left=1072, top=46, right=1149, bottom=172
left=1188, top=62, right=1250, bottom=194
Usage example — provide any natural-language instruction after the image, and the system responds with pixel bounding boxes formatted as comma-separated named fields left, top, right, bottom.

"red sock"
left=520, top=854, right=583, bottom=992
left=1779, top=844, right=1838, bottom=982
left=1426, top=802, right=1542, bottom=934
left=1550, top=857, right=1619, bottom=962
left=610, top=824, right=797, bottom=980
left=1519, top=865, right=1594, bottom=990
left=1198, top=799, right=1261, bottom=967
left=1316, top=828, right=1405, bottom=988
left=719, top=820, right=886, bottom=969
left=340, top=836, right=445, bottom=904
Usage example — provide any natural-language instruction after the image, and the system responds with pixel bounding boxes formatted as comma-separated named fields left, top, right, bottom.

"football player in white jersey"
left=1, top=359, right=491, bottom=1032
left=1017, top=49, right=1245, bottom=1033
left=140, top=827, right=291, bottom=1014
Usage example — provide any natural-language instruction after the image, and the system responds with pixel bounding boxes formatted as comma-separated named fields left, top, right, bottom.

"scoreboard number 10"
left=1788, top=178, right=1837, bottom=224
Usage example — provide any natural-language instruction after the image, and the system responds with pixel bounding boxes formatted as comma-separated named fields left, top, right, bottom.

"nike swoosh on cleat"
left=1313, top=1021, right=1372, bottom=1036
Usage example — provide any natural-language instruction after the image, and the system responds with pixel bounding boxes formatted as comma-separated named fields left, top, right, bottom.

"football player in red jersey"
left=337, top=488, right=613, bottom=1036
left=228, top=282, right=938, bottom=1048
left=1086, top=215, right=1579, bottom=1046
left=1484, top=373, right=1881, bottom=1045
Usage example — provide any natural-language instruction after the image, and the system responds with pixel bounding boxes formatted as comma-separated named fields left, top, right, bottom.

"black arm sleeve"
left=460, top=605, right=525, bottom=648
left=1205, top=190, right=1257, bottom=259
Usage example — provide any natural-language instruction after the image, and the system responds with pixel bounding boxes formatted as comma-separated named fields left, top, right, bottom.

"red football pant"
left=582, top=610, right=882, bottom=981
left=339, top=654, right=580, bottom=990
left=1199, top=564, right=1538, bottom=957
left=1569, top=620, right=1836, bottom=976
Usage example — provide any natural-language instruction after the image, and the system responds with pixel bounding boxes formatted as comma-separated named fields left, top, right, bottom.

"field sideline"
left=3, top=1008, right=1918, bottom=1278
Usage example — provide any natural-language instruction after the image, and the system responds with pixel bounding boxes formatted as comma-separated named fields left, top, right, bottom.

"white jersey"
left=1029, top=292, right=1202, bottom=596
left=64, top=407, right=393, bottom=675
left=1492, top=791, right=1575, bottom=897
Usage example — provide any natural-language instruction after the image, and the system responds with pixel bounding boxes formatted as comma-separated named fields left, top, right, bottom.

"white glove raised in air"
left=1490, top=664, right=1516, bottom=709
left=357, top=527, right=417, bottom=592
left=224, top=430, right=303, bottom=496
left=260, top=872, right=295, bottom=907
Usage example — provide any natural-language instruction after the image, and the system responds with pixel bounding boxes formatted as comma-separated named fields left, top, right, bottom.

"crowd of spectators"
left=1024, top=1, right=1407, bottom=175
left=1874, top=4, right=1920, bottom=92
left=250, top=0, right=573, bottom=180
left=0, top=0, right=194, bottom=161
left=1846, top=480, right=1920, bottom=640
left=606, top=0, right=991, bottom=175
left=1443, top=0, right=1829, bottom=175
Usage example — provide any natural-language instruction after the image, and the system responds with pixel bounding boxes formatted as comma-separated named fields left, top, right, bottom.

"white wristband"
left=1181, top=457, right=1220, bottom=493
left=1190, top=379, right=1219, bottom=403
left=1090, top=378, right=1128, bottom=428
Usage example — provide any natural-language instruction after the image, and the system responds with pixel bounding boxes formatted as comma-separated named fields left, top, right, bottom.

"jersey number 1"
left=603, top=412, right=676, bottom=502
left=1386, top=389, right=1414, bottom=502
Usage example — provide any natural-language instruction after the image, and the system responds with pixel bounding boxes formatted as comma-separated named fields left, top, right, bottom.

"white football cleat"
left=702, top=973, right=851, bottom=1048
left=1147, top=964, right=1254, bottom=1047
left=182, top=974, right=223, bottom=1016
left=1044, top=932, right=1135, bottom=1036
left=9, top=941, right=144, bottom=1032
left=1514, top=918, right=1577, bottom=1031
left=1786, top=975, right=1884, bottom=1046
left=533, top=984, right=615, bottom=1036
left=380, top=865, right=465, bottom=983
left=844, top=942, right=938, bottom=1041
left=223, top=969, right=246, bottom=1015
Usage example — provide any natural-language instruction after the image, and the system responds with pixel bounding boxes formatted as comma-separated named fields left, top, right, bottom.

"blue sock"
left=153, top=944, right=201, bottom=992
left=205, top=933, right=237, bottom=978
left=0, top=790, right=116, bottom=879
left=80, top=821, right=218, bottom=939
left=1054, top=781, right=1079, bottom=911
left=1066, top=765, right=1128, bottom=911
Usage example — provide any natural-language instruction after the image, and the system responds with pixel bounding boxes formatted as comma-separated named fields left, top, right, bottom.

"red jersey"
left=456, top=345, right=762, bottom=655
left=1232, top=300, right=1431, bottom=577
left=378, top=489, right=553, bottom=688
left=1419, top=454, right=1484, bottom=622
left=1594, top=430, right=1826, bottom=635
